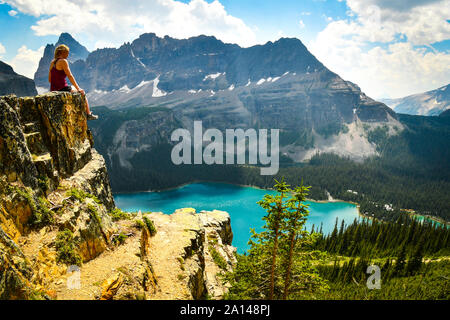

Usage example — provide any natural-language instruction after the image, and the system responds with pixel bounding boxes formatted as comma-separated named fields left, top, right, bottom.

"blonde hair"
left=54, top=44, right=69, bottom=59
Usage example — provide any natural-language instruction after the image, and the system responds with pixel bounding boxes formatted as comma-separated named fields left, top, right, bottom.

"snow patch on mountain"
left=256, top=78, right=266, bottom=85
left=381, top=84, right=449, bottom=116
left=119, top=85, right=131, bottom=93
left=203, top=73, right=224, bottom=81
left=152, top=77, right=167, bottom=97
left=135, top=80, right=151, bottom=89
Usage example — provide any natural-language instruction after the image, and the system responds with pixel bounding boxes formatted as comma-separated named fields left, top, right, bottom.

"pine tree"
left=257, top=178, right=290, bottom=299
left=406, top=237, right=424, bottom=275
left=282, top=182, right=311, bottom=299
left=226, top=178, right=329, bottom=300
left=394, top=244, right=407, bottom=276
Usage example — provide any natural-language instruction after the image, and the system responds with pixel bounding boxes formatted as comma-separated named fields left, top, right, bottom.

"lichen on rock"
left=0, top=92, right=236, bottom=300
left=0, top=92, right=116, bottom=299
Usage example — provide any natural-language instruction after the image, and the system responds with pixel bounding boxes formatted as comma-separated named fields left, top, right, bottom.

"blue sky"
left=0, top=0, right=449, bottom=98
left=0, top=0, right=351, bottom=56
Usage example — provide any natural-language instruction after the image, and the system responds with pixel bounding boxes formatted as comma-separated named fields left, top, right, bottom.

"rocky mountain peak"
left=381, top=83, right=450, bottom=116
left=0, top=61, right=15, bottom=75
left=0, top=60, right=37, bottom=96
left=55, top=32, right=90, bottom=62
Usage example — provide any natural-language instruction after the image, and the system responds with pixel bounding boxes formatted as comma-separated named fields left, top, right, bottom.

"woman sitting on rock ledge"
left=49, top=44, right=98, bottom=120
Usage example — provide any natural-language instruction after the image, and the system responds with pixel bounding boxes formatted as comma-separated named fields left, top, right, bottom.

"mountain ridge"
left=35, top=32, right=402, bottom=166
left=381, top=84, right=450, bottom=116
left=0, top=60, right=37, bottom=97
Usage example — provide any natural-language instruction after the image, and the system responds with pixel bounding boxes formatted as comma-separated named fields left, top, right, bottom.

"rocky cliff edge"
left=0, top=93, right=235, bottom=300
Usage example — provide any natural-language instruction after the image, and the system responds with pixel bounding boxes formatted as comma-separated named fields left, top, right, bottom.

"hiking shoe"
left=87, top=113, right=98, bottom=120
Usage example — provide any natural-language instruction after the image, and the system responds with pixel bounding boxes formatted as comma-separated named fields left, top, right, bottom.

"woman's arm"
left=48, top=59, right=54, bottom=83
left=61, top=59, right=84, bottom=93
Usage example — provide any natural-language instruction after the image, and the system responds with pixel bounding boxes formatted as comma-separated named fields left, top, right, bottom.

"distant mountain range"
left=34, top=33, right=403, bottom=166
left=0, top=60, right=37, bottom=97
left=380, top=84, right=450, bottom=116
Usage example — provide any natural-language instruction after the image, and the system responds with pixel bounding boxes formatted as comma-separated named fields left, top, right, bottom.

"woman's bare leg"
left=71, top=88, right=91, bottom=115
left=84, top=95, right=91, bottom=115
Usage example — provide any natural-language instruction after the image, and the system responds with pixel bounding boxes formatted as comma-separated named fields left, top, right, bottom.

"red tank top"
left=50, top=59, right=68, bottom=91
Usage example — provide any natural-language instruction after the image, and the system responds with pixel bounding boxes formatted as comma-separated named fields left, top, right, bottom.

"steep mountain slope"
left=381, top=84, right=450, bottom=116
left=440, top=108, right=450, bottom=117
left=35, top=33, right=403, bottom=169
left=0, top=61, right=37, bottom=96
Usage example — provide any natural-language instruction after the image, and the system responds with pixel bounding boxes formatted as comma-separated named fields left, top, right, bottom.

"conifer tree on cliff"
left=281, top=183, right=310, bottom=299
left=257, top=178, right=290, bottom=299
left=224, top=179, right=328, bottom=300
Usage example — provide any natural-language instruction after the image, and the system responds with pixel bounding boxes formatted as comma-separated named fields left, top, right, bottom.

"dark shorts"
left=57, top=86, right=72, bottom=92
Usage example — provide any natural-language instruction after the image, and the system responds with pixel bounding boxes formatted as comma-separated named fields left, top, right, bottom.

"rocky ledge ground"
left=0, top=92, right=236, bottom=300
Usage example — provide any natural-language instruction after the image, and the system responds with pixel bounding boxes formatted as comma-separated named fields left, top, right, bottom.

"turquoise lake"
left=114, top=182, right=360, bottom=253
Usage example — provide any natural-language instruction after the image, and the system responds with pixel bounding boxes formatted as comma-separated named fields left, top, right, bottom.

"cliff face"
left=0, top=92, right=235, bottom=300
left=0, top=92, right=116, bottom=299
left=0, top=61, right=37, bottom=97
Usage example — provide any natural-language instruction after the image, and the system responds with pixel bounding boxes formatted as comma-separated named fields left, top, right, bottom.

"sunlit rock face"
left=0, top=92, right=115, bottom=299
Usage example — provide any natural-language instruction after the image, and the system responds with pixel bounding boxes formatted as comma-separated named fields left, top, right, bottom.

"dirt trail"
left=30, top=212, right=200, bottom=300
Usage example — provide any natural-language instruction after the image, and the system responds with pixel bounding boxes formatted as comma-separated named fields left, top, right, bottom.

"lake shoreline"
left=114, top=182, right=363, bottom=251
left=113, top=180, right=364, bottom=217
left=116, top=181, right=450, bottom=225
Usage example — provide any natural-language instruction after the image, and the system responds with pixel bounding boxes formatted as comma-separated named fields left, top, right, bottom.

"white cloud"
left=7, top=45, right=45, bottom=78
left=299, top=20, right=305, bottom=29
left=8, top=9, right=18, bottom=16
left=309, top=0, right=450, bottom=98
left=4, top=0, right=257, bottom=48
left=0, top=43, right=5, bottom=57
left=344, top=0, right=450, bottom=45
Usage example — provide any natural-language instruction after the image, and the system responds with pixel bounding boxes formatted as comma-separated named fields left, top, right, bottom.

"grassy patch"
left=109, top=208, right=130, bottom=221
left=112, top=232, right=128, bottom=246
left=134, top=219, right=145, bottom=229
left=11, top=186, right=54, bottom=228
left=143, top=216, right=157, bottom=237
left=66, top=188, right=100, bottom=204
left=87, top=204, right=102, bottom=227
left=177, top=257, right=185, bottom=271
left=209, top=244, right=228, bottom=270
left=37, top=175, right=49, bottom=193
left=30, top=197, right=55, bottom=227
left=55, top=229, right=82, bottom=266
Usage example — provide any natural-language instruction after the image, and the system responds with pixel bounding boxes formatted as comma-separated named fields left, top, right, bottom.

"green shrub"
left=110, top=208, right=130, bottom=221
left=135, top=220, right=145, bottom=229
left=209, top=244, right=228, bottom=270
left=55, top=229, right=82, bottom=266
left=37, top=176, right=50, bottom=193
left=143, top=216, right=157, bottom=236
left=177, top=257, right=185, bottom=271
left=30, top=197, right=55, bottom=227
left=66, top=188, right=100, bottom=204
left=112, top=232, right=128, bottom=246
left=87, top=204, right=102, bottom=226
left=13, top=186, right=54, bottom=228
